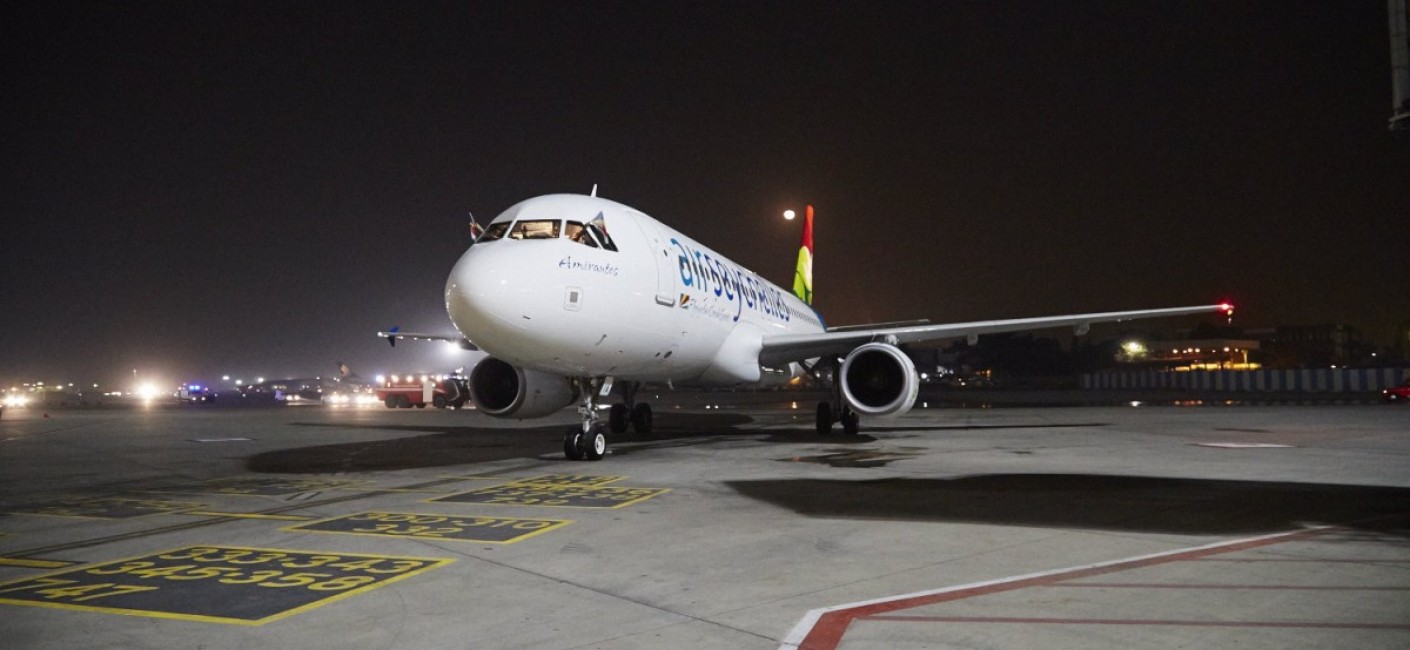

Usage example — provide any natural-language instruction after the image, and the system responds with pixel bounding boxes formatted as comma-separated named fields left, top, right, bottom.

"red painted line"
left=1053, top=583, right=1410, bottom=591
left=789, top=527, right=1332, bottom=650
left=1191, top=558, right=1410, bottom=564
left=860, top=615, right=1410, bottom=631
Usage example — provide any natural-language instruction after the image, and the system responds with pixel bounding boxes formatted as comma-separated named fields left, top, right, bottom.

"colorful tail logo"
left=792, top=205, right=814, bottom=305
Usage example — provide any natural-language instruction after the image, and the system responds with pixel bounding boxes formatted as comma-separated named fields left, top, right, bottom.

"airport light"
left=783, top=209, right=796, bottom=221
left=135, top=382, right=162, bottom=401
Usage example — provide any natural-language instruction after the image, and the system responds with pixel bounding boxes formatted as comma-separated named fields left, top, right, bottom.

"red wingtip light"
left=1219, top=302, right=1235, bottom=315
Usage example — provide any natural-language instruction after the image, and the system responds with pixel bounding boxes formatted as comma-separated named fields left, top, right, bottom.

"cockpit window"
left=508, top=219, right=561, bottom=240
left=564, top=221, right=600, bottom=248
left=586, top=212, right=618, bottom=252
left=478, top=221, right=511, bottom=242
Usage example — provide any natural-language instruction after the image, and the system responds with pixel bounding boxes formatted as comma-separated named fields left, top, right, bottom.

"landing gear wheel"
left=841, top=408, right=860, bottom=435
left=816, top=402, right=833, bottom=436
left=563, top=428, right=585, bottom=461
left=583, top=427, right=607, bottom=461
left=630, top=403, right=653, bottom=434
left=608, top=403, right=629, bottom=433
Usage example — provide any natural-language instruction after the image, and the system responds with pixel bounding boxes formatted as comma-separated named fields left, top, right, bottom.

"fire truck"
left=375, top=374, right=469, bottom=409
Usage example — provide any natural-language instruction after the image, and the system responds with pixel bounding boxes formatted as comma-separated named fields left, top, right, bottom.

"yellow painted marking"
left=285, top=511, right=572, bottom=544
left=182, top=511, right=315, bottom=521
left=343, top=487, right=455, bottom=494
left=0, top=545, right=453, bottom=625
left=0, top=558, right=75, bottom=569
left=429, top=484, right=670, bottom=509
left=510, top=474, right=627, bottom=487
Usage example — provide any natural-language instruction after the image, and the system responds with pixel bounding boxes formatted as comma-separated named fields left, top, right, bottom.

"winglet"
left=384, top=326, right=399, bottom=347
left=791, top=205, right=814, bottom=305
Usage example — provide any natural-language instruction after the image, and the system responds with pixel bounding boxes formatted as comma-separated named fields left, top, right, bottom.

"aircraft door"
left=633, top=219, right=678, bottom=307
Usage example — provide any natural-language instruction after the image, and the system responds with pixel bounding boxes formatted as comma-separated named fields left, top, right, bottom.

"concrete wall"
left=1081, top=367, right=1410, bottom=393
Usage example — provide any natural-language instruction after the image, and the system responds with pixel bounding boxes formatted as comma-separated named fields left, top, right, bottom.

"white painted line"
left=778, top=527, right=1327, bottom=650
left=1195, top=442, right=1295, bottom=449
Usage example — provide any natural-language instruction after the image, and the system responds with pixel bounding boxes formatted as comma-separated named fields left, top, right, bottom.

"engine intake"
left=840, top=342, right=919, bottom=417
left=468, top=357, right=578, bottom=419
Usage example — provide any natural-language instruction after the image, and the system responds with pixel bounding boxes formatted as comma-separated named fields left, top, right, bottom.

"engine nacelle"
left=839, top=342, right=920, bottom=417
left=468, top=357, right=578, bottom=419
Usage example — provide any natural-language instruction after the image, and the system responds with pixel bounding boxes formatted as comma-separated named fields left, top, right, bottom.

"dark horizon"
left=3, top=2, right=1407, bottom=389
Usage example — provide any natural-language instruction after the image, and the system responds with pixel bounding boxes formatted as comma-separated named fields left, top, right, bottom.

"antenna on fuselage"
left=590, top=184, right=598, bottom=197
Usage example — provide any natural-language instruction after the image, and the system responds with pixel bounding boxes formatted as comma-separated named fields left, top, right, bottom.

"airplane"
left=238, top=362, right=375, bottom=401
left=382, top=193, right=1231, bottom=461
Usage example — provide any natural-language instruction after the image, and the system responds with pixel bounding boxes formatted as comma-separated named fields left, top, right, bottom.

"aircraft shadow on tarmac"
left=247, top=412, right=763, bottom=473
left=247, top=412, right=1115, bottom=473
left=725, top=475, right=1410, bottom=537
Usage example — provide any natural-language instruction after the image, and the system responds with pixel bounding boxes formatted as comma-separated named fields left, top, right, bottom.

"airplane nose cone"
left=444, top=245, right=523, bottom=348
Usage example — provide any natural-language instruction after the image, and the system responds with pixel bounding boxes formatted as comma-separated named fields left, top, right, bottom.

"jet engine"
left=839, top=342, right=920, bottom=417
left=468, top=357, right=579, bottom=419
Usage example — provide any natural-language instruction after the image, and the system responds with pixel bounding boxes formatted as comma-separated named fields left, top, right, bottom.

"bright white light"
left=222, top=375, right=230, bottom=381
left=783, top=209, right=796, bottom=221
left=375, top=375, right=386, bottom=384
left=135, top=383, right=162, bottom=401
left=256, top=377, right=265, bottom=384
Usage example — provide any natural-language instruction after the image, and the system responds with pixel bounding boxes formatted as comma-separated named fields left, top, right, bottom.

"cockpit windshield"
left=508, top=219, right=561, bottom=240
left=478, top=221, right=511, bottom=242
left=475, top=212, right=619, bottom=252
left=565, top=221, right=600, bottom=248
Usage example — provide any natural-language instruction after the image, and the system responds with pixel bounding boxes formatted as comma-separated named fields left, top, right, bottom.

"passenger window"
left=479, top=222, right=510, bottom=242
left=564, top=222, right=600, bottom=248
left=509, top=219, right=561, bottom=240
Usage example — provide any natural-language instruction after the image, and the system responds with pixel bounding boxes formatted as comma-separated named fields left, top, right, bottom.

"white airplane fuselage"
left=444, top=194, right=820, bottom=386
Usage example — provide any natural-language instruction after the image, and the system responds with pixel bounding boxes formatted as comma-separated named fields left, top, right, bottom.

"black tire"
left=841, top=408, right=860, bottom=436
left=432, top=395, right=447, bottom=409
left=415, top=403, right=426, bottom=409
left=584, top=427, right=607, bottom=461
left=563, top=428, right=585, bottom=460
left=384, top=396, right=398, bottom=409
left=630, top=403, right=653, bottom=434
left=816, top=402, right=833, bottom=436
left=398, top=395, right=412, bottom=408
left=609, top=404, right=629, bottom=433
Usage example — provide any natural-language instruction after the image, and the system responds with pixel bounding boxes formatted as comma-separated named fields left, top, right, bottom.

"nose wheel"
left=564, top=378, right=610, bottom=461
left=563, top=425, right=606, bottom=461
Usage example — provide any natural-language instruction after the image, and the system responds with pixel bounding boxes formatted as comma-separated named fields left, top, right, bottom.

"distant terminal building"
left=1116, top=338, right=1260, bottom=371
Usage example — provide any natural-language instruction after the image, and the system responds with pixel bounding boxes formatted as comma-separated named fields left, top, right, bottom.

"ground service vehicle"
left=375, top=375, right=469, bottom=409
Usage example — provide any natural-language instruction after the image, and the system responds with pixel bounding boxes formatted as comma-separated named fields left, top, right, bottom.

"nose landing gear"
left=564, top=378, right=610, bottom=461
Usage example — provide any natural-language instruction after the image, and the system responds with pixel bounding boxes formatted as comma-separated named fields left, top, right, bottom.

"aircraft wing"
left=757, top=304, right=1231, bottom=367
left=377, top=328, right=479, bottom=350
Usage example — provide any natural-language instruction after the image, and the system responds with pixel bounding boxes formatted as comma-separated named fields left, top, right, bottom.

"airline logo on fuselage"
left=670, top=237, right=791, bottom=324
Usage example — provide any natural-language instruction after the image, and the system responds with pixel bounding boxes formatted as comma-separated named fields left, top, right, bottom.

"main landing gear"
left=809, top=358, right=859, bottom=436
left=607, top=381, right=653, bottom=435
left=563, top=379, right=654, bottom=461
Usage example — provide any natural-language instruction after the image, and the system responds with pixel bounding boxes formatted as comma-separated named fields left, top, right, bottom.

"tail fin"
left=791, top=205, right=814, bottom=305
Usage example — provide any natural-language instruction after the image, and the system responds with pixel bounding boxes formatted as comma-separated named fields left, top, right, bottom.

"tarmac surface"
left=1, top=394, right=1407, bottom=649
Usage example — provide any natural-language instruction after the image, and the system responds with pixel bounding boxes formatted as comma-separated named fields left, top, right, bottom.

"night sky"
left=3, top=1, right=1407, bottom=388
